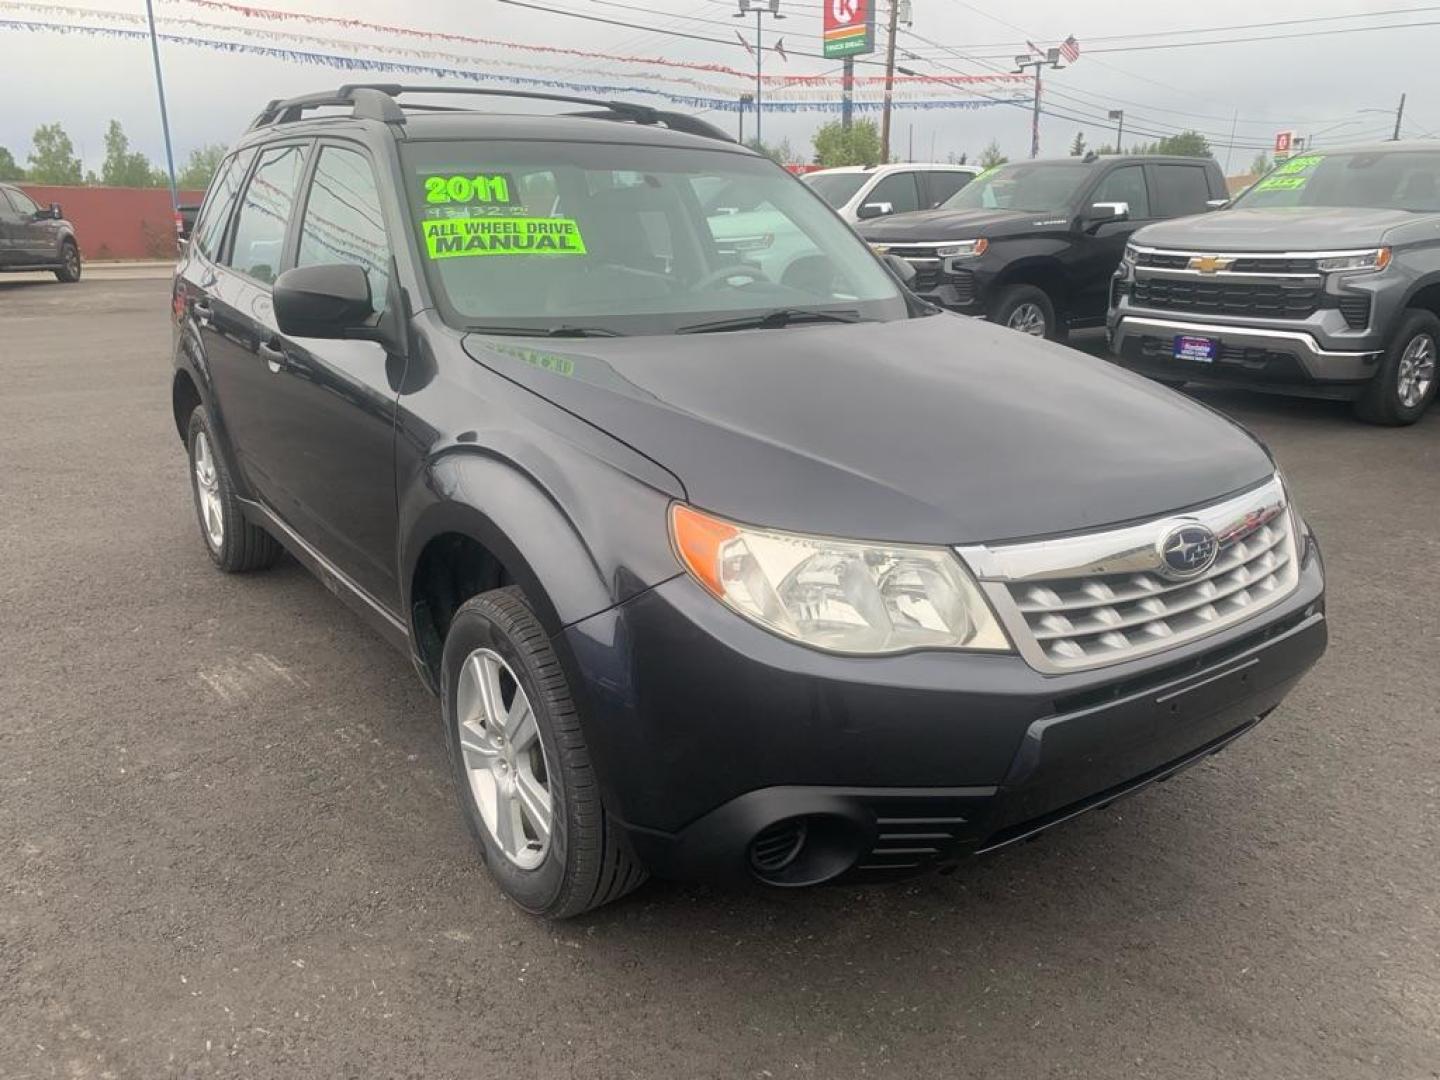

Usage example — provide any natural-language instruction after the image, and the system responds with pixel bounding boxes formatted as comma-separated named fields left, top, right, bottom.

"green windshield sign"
left=423, top=217, right=588, bottom=259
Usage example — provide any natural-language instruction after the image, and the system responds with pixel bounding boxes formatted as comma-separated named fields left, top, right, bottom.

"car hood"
left=1135, top=206, right=1418, bottom=250
left=462, top=316, right=1274, bottom=545
left=857, top=207, right=1052, bottom=243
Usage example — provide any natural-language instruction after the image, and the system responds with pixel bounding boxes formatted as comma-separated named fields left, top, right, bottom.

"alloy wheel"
left=192, top=431, right=224, bottom=550
left=455, top=648, right=553, bottom=870
left=1006, top=302, right=1047, bottom=336
left=1397, top=333, right=1436, bottom=409
left=65, top=246, right=80, bottom=278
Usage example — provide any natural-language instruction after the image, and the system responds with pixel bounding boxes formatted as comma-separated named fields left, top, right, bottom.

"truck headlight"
left=936, top=239, right=987, bottom=258
left=670, top=504, right=1011, bottom=655
left=1317, top=248, right=1390, bottom=273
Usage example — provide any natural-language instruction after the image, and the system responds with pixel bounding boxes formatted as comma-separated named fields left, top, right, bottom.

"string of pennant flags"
left=0, top=15, right=1029, bottom=113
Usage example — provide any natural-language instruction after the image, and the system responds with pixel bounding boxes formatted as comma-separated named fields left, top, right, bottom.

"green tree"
left=1069, top=131, right=1087, bottom=157
left=26, top=123, right=82, bottom=185
left=978, top=139, right=1008, bottom=169
left=1249, top=151, right=1272, bottom=176
left=744, top=137, right=785, bottom=163
left=176, top=143, right=227, bottom=190
left=0, top=145, right=24, bottom=181
left=1151, top=130, right=1213, bottom=158
left=101, top=120, right=164, bottom=187
left=811, top=118, right=882, bottom=167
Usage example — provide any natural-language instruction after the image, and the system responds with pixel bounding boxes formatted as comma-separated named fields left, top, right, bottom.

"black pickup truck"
left=858, top=154, right=1227, bottom=340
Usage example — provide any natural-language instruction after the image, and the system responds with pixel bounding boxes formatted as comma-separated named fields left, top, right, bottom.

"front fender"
left=398, top=447, right=681, bottom=642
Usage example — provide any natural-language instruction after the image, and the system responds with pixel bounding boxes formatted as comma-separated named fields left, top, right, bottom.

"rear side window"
left=297, top=146, right=392, bottom=314
left=1092, top=165, right=1150, bottom=218
left=1153, top=164, right=1214, bottom=218
left=227, top=143, right=309, bottom=285
left=924, top=171, right=973, bottom=207
left=193, top=149, right=254, bottom=261
left=866, top=171, right=921, bottom=214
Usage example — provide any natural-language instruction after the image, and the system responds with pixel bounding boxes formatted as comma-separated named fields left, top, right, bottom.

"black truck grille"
left=1132, top=279, right=1321, bottom=319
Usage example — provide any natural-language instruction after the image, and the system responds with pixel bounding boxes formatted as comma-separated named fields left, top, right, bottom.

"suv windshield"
left=803, top=171, right=869, bottom=208
left=402, top=140, right=905, bottom=335
left=942, top=161, right=1090, bottom=213
left=1233, top=150, right=1440, bottom=212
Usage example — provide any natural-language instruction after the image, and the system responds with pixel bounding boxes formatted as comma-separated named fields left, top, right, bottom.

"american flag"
left=1059, top=35, right=1081, bottom=63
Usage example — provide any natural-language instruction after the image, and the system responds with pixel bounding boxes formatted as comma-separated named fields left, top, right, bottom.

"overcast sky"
left=0, top=0, right=1433, bottom=177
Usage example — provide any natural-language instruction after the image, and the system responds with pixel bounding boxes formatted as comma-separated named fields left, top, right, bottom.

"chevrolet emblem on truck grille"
left=1188, top=255, right=1234, bottom=273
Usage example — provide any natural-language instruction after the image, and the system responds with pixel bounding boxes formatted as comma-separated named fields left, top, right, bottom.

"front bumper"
left=561, top=533, right=1326, bottom=885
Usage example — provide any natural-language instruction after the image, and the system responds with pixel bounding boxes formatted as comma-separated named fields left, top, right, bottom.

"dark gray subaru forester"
left=171, top=85, right=1327, bottom=917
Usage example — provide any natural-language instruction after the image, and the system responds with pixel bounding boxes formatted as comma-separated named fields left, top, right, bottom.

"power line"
left=903, top=4, right=1440, bottom=52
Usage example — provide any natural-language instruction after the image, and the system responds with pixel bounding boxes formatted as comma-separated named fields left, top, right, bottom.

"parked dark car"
left=0, top=183, right=81, bottom=281
left=171, top=85, right=1326, bottom=917
left=858, top=154, right=1227, bottom=340
left=1111, top=142, right=1440, bottom=425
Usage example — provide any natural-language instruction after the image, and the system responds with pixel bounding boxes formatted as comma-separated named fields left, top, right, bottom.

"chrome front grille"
left=957, top=477, right=1300, bottom=673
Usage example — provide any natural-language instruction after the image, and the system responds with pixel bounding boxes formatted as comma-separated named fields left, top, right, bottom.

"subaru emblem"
left=1159, top=523, right=1219, bottom=579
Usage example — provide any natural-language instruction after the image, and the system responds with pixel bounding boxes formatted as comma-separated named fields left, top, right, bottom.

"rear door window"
left=226, top=143, right=309, bottom=285
left=865, top=171, right=921, bottom=214
left=1091, top=165, right=1151, bottom=219
left=923, top=170, right=973, bottom=208
left=1152, top=164, right=1213, bottom=218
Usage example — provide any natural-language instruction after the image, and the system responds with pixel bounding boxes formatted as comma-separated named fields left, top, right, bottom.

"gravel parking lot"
left=2, top=272, right=1437, bottom=1079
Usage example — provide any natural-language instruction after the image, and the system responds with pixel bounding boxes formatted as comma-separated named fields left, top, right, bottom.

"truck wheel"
left=1355, top=310, right=1440, bottom=426
left=992, top=284, right=1066, bottom=343
left=186, top=407, right=281, bottom=572
left=441, top=586, right=646, bottom=918
left=54, top=241, right=81, bottom=283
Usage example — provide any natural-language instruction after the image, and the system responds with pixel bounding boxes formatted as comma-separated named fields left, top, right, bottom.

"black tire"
left=185, top=406, right=281, bottom=572
left=991, top=283, right=1066, bottom=343
left=1354, top=309, right=1440, bottom=426
left=54, top=241, right=81, bottom=283
left=441, top=586, right=645, bottom=918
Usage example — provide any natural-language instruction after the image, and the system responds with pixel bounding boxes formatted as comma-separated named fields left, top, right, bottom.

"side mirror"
left=1088, top=201, right=1130, bottom=226
left=48, top=203, right=62, bottom=220
left=856, top=201, right=895, bottom=220
left=273, top=264, right=374, bottom=339
left=1205, top=198, right=1230, bottom=211
left=882, top=252, right=918, bottom=285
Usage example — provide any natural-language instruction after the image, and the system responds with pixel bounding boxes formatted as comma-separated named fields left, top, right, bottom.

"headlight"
left=936, top=238, right=988, bottom=258
left=1123, top=243, right=1139, bottom=263
left=1317, top=248, right=1390, bottom=273
left=669, top=504, right=1011, bottom=655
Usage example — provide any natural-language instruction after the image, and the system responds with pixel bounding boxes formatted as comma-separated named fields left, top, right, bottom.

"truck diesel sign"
left=823, top=0, right=875, bottom=58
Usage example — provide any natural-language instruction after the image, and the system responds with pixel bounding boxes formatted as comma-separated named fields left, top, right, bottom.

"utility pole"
left=841, top=56, right=854, bottom=130
left=1015, top=48, right=1063, bottom=159
left=736, top=1, right=784, bottom=149
left=1394, top=93, right=1407, bottom=140
left=1108, top=108, right=1124, bottom=154
left=143, top=0, right=179, bottom=211
left=879, top=0, right=900, bottom=163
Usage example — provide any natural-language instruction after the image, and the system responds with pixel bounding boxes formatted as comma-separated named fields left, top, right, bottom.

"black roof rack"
left=247, top=83, right=734, bottom=143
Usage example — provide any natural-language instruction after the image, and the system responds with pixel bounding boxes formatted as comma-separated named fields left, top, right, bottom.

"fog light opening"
left=746, top=814, right=866, bottom=887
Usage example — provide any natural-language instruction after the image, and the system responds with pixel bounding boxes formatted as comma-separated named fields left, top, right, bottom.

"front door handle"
left=258, top=339, right=289, bottom=374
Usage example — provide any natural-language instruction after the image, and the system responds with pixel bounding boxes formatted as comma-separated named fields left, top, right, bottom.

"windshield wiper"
left=467, top=324, right=623, bottom=338
left=675, top=307, right=866, bottom=334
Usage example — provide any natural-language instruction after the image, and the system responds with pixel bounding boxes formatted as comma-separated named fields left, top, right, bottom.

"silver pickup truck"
left=1109, top=141, right=1440, bottom=425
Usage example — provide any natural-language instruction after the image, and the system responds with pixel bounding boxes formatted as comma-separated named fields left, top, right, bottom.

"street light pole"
left=736, top=1, right=783, bottom=149
left=143, top=0, right=179, bottom=210
left=1394, top=93, right=1407, bottom=141
left=1015, top=49, right=1063, bottom=159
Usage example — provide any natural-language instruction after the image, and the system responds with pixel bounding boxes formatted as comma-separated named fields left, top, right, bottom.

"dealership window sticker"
left=423, top=216, right=589, bottom=259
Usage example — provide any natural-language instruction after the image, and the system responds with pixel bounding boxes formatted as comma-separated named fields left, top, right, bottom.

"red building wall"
left=18, top=185, right=206, bottom=261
